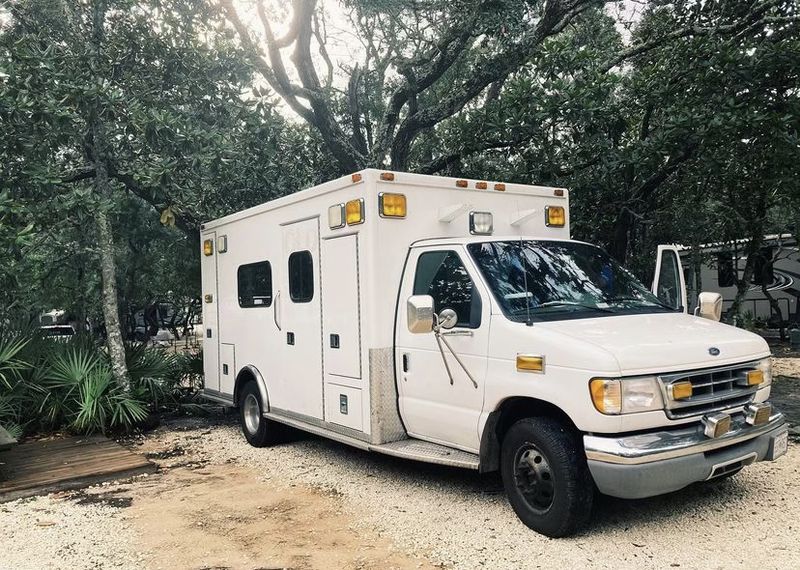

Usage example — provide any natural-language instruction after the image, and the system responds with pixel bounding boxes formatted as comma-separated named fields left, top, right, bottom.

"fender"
left=234, top=365, right=270, bottom=412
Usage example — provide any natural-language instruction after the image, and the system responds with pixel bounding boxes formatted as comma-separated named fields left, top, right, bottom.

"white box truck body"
left=200, top=169, right=787, bottom=536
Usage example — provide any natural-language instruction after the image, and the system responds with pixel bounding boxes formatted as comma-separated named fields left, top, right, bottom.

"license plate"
left=770, top=430, right=788, bottom=460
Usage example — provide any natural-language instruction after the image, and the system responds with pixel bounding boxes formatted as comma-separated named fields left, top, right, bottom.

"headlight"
left=589, top=376, right=664, bottom=415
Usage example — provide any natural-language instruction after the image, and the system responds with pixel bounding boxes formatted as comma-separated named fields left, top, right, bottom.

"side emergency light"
left=545, top=205, right=565, bottom=227
left=328, top=204, right=345, bottom=229
left=203, top=239, right=213, bottom=256
left=346, top=198, right=364, bottom=225
left=379, top=193, right=406, bottom=218
left=469, top=211, right=493, bottom=235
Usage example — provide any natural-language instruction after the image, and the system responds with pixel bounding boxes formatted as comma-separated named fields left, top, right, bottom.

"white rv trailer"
left=200, top=169, right=787, bottom=537
left=675, top=234, right=800, bottom=325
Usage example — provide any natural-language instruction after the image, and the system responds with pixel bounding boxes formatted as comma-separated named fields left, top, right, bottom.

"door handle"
left=442, top=329, right=473, bottom=337
left=273, top=291, right=281, bottom=331
left=402, top=353, right=410, bottom=372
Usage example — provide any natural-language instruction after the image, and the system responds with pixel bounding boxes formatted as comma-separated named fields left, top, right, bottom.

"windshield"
left=467, top=240, right=676, bottom=322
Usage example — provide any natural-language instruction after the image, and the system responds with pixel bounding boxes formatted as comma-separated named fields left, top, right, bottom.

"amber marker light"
left=380, top=172, right=395, bottom=181
left=590, top=378, right=622, bottom=415
left=670, top=381, right=693, bottom=400
left=745, top=370, right=764, bottom=386
left=379, top=193, right=406, bottom=218
left=545, top=205, right=566, bottom=227
left=345, top=198, right=365, bottom=225
left=516, top=355, right=544, bottom=373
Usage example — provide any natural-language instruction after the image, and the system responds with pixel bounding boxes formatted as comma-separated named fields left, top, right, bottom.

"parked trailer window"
left=288, top=250, right=314, bottom=303
left=237, top=261, right=273, bottom=307
left=413, top=251, right=481, bottom=328
left=717, top=252, right=736, bottom=287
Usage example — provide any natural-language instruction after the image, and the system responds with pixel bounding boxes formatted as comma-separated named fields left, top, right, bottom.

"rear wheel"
left=501, top=417, right=593, bottom=537
left=238, top=381, right=283, bottom=447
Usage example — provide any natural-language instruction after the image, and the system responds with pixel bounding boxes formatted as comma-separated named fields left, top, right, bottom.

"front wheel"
left=238, top=381, right=283, bottom=447
left=501, top=417, right=593, bottom=537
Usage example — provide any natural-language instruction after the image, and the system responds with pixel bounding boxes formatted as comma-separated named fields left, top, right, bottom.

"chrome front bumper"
left=584, top=412, right=786, bottom=465
left=584, top=411, right=788, bottom=499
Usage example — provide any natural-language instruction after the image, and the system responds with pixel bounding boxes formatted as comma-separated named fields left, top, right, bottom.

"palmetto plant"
left=0, top=327, right=198, bottom=437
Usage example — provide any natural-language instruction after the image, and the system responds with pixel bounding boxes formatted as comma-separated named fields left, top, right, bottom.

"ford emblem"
left=708, top=347, right=720, bottom=356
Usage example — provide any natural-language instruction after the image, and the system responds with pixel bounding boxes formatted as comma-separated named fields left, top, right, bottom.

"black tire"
left=500, top=417, right=593, bottom=537
left=238, top=381, right=282, bottom=447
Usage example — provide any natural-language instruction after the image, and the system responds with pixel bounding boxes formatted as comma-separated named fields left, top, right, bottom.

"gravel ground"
left=1, top=358, right=799, bottom=569
left=143, top=416, right=800, bottom=570
left=0, top=491, right=144, bottom=569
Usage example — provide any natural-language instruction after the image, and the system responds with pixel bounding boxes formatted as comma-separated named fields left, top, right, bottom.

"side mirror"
left=695, top=292, right=722, bottom=321
left=407, top=295, right=434, bottom=333
left=437, top=308, right=458, bottom=330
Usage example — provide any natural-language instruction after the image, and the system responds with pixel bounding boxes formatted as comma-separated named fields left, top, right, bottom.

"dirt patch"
left=124, top=438, right=438, bottom=570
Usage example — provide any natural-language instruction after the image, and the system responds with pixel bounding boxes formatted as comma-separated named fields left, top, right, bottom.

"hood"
left=537, top=312, right=769, bottom=375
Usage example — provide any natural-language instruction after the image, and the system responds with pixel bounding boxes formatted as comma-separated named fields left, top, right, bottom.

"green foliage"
left=0, top=327, right=202, bottom=437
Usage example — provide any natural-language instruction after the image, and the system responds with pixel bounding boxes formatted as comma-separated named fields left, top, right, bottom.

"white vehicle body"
left=200, top=170, right=787, bottom=534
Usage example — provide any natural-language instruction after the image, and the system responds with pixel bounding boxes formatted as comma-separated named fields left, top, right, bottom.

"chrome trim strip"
left=199, top=389, right=235, bottom=407
left=584, top=412, right=786, bottom=465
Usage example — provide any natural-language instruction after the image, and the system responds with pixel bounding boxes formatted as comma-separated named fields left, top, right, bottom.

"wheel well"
left=479, top=397, right=579, bottom=474
left=233, top=368, right=256, bottom=407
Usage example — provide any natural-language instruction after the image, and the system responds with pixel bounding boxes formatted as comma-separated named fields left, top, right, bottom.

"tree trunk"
left=89, top=0, right=130, bottom=389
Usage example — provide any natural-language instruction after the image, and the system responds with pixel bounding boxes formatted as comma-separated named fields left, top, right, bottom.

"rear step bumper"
left=584, top=412, right=787, bottom=499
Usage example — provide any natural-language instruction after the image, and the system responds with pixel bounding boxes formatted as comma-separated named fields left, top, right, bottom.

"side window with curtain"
left=238, top=261, right=272, bottom=307
left=413, top=251, right=481, bottom=328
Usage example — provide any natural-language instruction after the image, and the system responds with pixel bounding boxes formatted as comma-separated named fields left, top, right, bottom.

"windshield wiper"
left=533, top=300, right=614, bottom=313
left=605, top=296, right=676, bottom=311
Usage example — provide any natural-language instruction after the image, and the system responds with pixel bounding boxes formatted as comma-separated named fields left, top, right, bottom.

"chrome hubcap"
left=243, top=394, right=261, bottom=434
left=514, top=443, right=555, bottom=513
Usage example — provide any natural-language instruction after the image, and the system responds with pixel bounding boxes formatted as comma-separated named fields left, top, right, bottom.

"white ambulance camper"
left=200, top=170, right=787, bottom=537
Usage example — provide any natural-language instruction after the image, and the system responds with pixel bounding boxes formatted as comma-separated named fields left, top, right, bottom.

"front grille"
left=659, top=362, right=760, bottom=419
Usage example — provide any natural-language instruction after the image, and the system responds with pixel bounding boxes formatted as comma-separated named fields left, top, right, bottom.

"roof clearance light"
left=545, top=205, right=566, bottom=227
left=351, top=173, right=363, bottom=183
left=456, top=179, right=468, bottom=188
left=203, top=239, right=213, bottom=256
left=328, top=203, right=345, bottom=229
left=494, top=183, right=506, bottom=191
left=554, top=188, right=564, bottom=197
left=345, top=198, right=365, bottom=225
left=476, top=181, right=488, bottom=190
left=380, top=172, right=395, bottom=181
left=469, top=211, right=493, bottom=235
left=379, top=192, right=406, bottom=218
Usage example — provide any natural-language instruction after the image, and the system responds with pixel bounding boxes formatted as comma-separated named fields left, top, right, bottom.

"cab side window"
left=413, top=251, right=481, bottom=328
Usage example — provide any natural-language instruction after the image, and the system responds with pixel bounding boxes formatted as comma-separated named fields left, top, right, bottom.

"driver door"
left=395, top=246, right=490, bottom=453
left=652, top=245, right=688, bottom=312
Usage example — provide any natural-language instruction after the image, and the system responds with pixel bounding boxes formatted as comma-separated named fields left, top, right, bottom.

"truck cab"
left=200, top=170, right=787, bottom=537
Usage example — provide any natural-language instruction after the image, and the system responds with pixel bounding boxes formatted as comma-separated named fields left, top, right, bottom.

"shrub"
left=0, top=327, right=204, bottom=437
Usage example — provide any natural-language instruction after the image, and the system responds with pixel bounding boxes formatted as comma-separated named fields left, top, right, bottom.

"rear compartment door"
left=278, top=217, right=324, bottom=420
left=201, top=232, right=220, bottom=393
left=652, top=245, right=688, bottom=312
